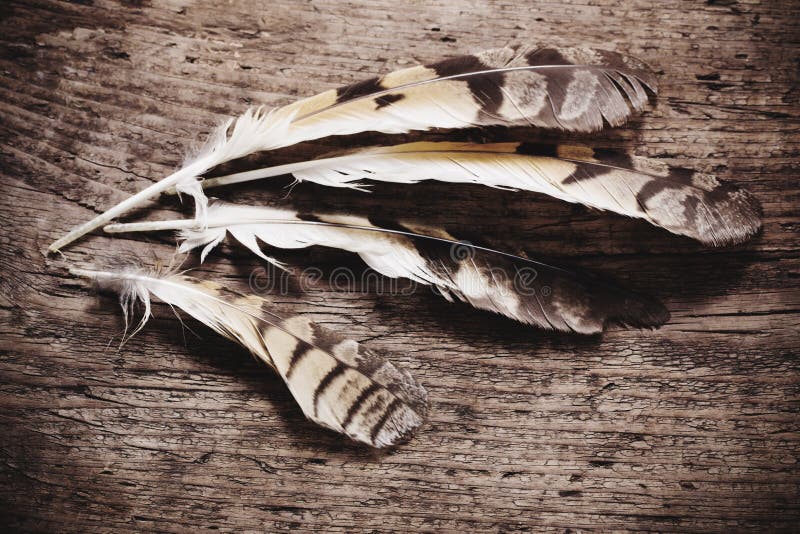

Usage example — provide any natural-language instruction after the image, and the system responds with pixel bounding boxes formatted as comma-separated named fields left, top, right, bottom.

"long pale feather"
left=196, top=142, right=762, bottom=246
left=104, top=201, right=670, bottom=334
left=49, top=44, right=655, bottom=252
left=69, top=265, right=428, bottom=448
left=266, top=44, right=656, bottom=145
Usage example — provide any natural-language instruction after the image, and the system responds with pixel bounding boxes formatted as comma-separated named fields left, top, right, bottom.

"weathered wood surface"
left=1, top=0, right=799, bottom=531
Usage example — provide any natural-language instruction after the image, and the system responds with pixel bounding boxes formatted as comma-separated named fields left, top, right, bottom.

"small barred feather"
left=70, top=266, right=428, bottom=448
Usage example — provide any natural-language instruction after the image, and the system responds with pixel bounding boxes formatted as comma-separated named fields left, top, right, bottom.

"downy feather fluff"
left=49, top=44, right=656, bottom=252
left=69, top=265, right=428, bottom=448
left=196, top=142, right=762, bottom=246
left=104, top=201, right=670, bottom=334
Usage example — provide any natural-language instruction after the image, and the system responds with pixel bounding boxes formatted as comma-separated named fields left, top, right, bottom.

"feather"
left=48, top=44, right=656, bottom=252
left=104, top=200, right=670, bottom=334
left=257, top=44, right=656, bottom=145
left=69, top=265, right=429, bottom=448
left=195, top=142, right=762, bottom=246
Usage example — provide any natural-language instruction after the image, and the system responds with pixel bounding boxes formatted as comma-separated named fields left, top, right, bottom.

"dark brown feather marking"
left=361, top=391, right=389, bottom=417
left=313, top=363, right=348, bottom=415
left=525, top=48, right=571, bottom=66
left=366, top=216, right=411, bottom=234
left=336, top=76, right=384, bottom=103
left=306, top=323, right=388, bottom=377
left=590, top=148, right=638, bottom=168
left=285, top=343, right=310, bottom=379
left=370, top=398, right=402, bottom=443
left=523, top=48, right=593, bottom=126
left=430, top=55, right=505, bottom=115
left=306, top=323, right=341, bottom=353
left=342, top=383, right=381, bottom=430
left=297, top=211, right=323, bottom=223
left=635, top=167, right=696, bottom=204
left=559, top=149, right=637, bottom=185
left=374, top=93, right=405, bottom=109
left=366, top=215, right=464, bottom=286
left=515, top=142, right=561, bottom=158
left=515, top=145, right=639, bottom=186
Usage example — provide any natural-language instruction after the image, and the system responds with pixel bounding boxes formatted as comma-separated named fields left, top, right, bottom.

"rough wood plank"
left=0, top=0, right=798, bottom=531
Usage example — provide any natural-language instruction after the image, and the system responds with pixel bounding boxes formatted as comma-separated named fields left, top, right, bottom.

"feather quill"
left=49, top=44, right=656, bottom=252
left=195, top=142, right=762, bottom=246
left=104, top=201, right=670, bottom=334
left=69, top=265, right=428, bottom=448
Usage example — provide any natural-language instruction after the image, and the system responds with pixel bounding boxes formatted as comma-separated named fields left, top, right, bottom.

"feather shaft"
left=48, top=159, right=207, bottom=253
left=105, top=219, right=198, bottom=233
left=48, top=107, right=296, bottom=252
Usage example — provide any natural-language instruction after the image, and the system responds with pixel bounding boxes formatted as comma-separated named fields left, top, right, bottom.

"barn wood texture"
left=1, top=0, right=798, bottom=531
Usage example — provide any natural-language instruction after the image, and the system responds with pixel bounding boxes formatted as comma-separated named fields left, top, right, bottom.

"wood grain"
left=1, top=0, right=798, bottom=531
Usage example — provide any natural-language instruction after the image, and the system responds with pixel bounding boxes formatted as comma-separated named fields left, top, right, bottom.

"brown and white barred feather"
left=272, top=44, right=656, bottom=144
left=105, top=203, right=670, bottom=333
left=69, top=266, right=428, bottom=448
left=198, top=142, right=762, bottom=246
left=48, top=44, right=657, bottom=252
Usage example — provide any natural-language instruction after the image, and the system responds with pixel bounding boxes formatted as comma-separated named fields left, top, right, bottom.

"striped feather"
left=271, top=44, right=656, bottom=145
left=48, top=44, right=656, bottom=252
left=104, top=201, right=670, bottom=334
left=69, top=266, right=428, bottom=448
left=197, top=142, right=762, bottom=246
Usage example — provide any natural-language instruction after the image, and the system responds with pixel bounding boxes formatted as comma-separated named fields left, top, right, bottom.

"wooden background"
left=1, top=0, right=798, bottom=531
